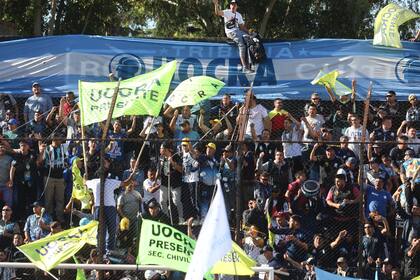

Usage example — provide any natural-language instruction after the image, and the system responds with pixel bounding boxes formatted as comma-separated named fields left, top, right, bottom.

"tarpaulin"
left=0, top=35, right=419, bottom=100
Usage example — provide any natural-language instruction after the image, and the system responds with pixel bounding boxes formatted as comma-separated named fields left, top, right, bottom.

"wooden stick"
left=132, top=117, right=156, bottom=173
left=356, top=81, right=372, bottom=278
left=98, top=78, right=121, bottom=278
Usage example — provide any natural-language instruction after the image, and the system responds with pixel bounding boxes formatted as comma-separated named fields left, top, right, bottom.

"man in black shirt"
left=159, top=142, right=184, bottom=223
left=10, top=140, right=38, bottom=221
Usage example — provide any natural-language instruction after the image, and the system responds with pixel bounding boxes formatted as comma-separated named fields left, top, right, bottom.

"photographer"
left=213, top=0, right=252, bottom=73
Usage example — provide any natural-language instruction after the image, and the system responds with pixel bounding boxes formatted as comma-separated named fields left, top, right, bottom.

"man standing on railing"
left=212, top=0, right=253, bottom=73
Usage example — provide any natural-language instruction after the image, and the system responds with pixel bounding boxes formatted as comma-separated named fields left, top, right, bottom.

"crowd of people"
left=0, top=79, right=419, bottom=280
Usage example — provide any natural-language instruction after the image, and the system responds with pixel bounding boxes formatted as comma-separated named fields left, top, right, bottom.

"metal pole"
left=98, top=78, right=121, bottom=280
left=0, top=262, right=275, bottom=276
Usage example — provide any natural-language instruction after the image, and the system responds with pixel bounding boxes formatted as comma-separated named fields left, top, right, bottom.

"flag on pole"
left=266, top=211, right=274, bottom=247
left=73, top=256, right=87, bottom=280
left=165, top=76, right=225, bottom=108
left=79, top=60, right=177, bottom=126
left=71, top=157, right=90, bottom=208
left=311, top=69, right=339, bottom=88
left=211, top=242, right=256, bottom=276
left=373, top=3, right=420, bottom=48
left=185, top=179, right=232, bottom=280
left=137, top=219, right=254, bottom=277
left=311, top=70, right=351, bottom=97
left=18, top=221, right=98, bottom=272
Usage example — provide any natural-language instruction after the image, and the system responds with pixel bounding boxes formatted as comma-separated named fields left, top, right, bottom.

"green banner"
left=79, top=60, right=176, bottom=126
left=373, top=3, right=420, bottom=48
left=138, top=219, right=255, bottom=276
left=18, top=221, right=98, bottom=272
left=165, top=75, right=225, bottom=108
left=137, top=219, right=195, bottom=273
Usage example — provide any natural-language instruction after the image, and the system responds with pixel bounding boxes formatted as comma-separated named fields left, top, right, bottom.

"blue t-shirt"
left=365, top=185, right=392, bottom=217
left=174, top=129, right=200, bottom=149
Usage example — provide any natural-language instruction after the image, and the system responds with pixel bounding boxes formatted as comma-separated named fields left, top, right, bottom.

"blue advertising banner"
left=315, top=267, right=366, bottom=280
left=0, top=35, right=418, bottom=100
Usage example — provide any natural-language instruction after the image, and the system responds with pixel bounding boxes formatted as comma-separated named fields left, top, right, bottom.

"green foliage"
left=1, top=0, right=419, bottom=39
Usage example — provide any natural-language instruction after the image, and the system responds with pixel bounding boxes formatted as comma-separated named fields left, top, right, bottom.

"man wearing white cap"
left=212, top=0, right=252, bottom=73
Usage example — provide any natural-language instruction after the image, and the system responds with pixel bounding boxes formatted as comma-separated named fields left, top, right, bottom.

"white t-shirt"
left=300, top=114, right=325, bottom=143
left=246, top=104, right=268, bottom=137
left=223, top=10, right=244, bottom=35
left=343, top=126, right=368, bottom=157
left=86, top=178, right=120, bottom=207
left=143, top=178, right=161, bottom=204
left=143, top=116, right=163, bottom=134
left=175, top=115, right=197, bottom=130
left=282, top=125, right=302, bottom=158
left=407, top=134, right=420, bottom=155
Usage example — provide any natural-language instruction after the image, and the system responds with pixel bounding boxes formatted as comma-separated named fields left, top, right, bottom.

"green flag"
left=17, top=221, right=98, bottom=272
left=373, top=3, right=420, bottom=48
left=165, top=76, right=225, bottom=108
left=311, top=70, right=351, bottom=97
left=138, top=219, right=255, bottom=277
left=137, top=219, right=196, bottom=273
left=266, top=211, right=274, bottom=248
left=311, top=70, right=339, bottom=88
left=73, top=256, right=87, bottom=280
left=211, top=242, right=256, bottom=276
left=79, top=60, right=177, bottom=126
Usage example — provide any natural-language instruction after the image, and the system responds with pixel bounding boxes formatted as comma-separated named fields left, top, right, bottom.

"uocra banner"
left=0, top=35, right=419, bottom=100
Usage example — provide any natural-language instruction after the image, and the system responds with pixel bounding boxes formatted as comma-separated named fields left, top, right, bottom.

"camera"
left=225, top=18, right=237, bottom=29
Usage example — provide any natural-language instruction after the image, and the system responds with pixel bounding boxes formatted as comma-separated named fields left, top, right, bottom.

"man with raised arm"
left=212, top=0, right=252, bottom=73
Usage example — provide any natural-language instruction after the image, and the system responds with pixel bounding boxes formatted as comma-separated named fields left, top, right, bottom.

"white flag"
left=185, top=179, right=232, bottom=280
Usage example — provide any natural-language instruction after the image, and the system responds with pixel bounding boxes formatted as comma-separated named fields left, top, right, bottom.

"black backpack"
left=245, top=32, right=266, bottom=64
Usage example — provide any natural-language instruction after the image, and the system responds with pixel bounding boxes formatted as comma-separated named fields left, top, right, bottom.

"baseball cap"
left=144, top=270, right=160, bottom=280
left=305, top=257, right=315, bottom=265
left=346, top=157, right=357, bottom=165
left=181, top=138, right=190, bottom=146
left=31, top=201, right=42, bottom=207
left=147, top=199, right=160, bottom=209
left=5, top=109, right=13, bottom=115
left=206, top=142, right=216, bottom=150
left=230, top=0, right=238, bottom=4
left=210, top=119, right=222, bottom=125
left=8, top=118, right=18, bottom=126
left=32, top=82, right=40, bottom=87
left=311, top=92, right=320, bottom=98
left=325, top=145, right=335, bottom=151
left=337, top=257, right=346, bottom=263
left=408, top=94, right=416, bottom=101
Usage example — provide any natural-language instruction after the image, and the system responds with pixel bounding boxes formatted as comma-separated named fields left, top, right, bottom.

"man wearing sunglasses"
left=0, top=206, right=20, bottom=249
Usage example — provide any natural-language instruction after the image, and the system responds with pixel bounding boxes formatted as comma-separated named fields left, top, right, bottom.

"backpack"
left=244, top=32, right=266, bottom=64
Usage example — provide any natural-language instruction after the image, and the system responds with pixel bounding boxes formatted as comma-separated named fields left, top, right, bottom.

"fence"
left=0, top=262, right=276, bottom=280
left=0, top=93, right=419, bottom=279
